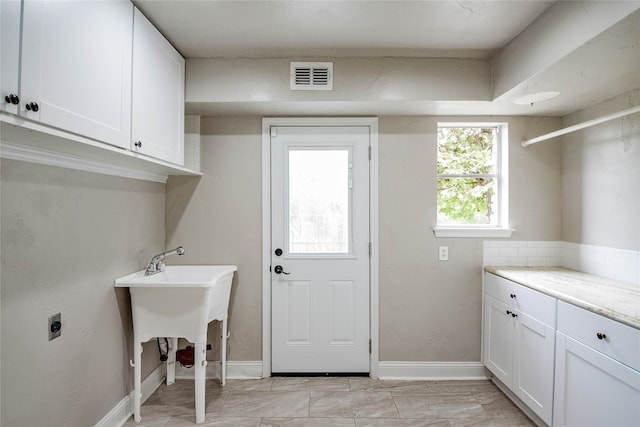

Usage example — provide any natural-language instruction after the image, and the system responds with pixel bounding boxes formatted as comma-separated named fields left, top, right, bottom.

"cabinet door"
left=483, top=295, right=514, bottom=386
left=553, top=332, right=640, bottom=427
left=1, top=0, right=21, bottom=115
left=131, top=8, right=184, bottom=165
left=20, top=0, right=132, bottom=148
left=513, top=311, right=555, bottom=425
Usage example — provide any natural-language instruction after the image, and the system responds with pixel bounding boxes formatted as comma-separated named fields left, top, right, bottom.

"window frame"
left=433, top=122, right=513, bottom=238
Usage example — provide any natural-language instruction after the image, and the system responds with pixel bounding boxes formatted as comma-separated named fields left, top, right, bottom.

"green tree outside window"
left=437, top=127, right=498, bottom=225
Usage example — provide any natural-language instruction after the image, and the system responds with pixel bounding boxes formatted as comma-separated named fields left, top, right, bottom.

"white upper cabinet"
left=131, top=7, right=185, bottom=165
left=1, top=0, right=21, bottom=115
left=19, top=0, right=133, bottom=149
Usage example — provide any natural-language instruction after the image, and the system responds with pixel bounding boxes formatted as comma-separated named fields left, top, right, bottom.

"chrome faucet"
left=145, top=246, right=185, bottom=275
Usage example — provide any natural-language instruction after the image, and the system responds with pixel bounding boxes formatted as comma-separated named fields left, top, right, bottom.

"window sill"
left=433, top=227, right=514, bottom=238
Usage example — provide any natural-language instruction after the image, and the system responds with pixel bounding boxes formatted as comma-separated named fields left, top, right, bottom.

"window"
left=435, top=123, right=511, bottom=238
left=288, top=148, right=352, bottom=254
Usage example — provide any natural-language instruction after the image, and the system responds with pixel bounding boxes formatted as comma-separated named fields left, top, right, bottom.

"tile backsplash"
left=483, top=240, right=640, bottom=286
left=483, top=240, right=562, bottom=267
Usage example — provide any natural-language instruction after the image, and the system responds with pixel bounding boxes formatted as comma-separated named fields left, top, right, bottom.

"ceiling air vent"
left=290, top=62, right=333, bottom=91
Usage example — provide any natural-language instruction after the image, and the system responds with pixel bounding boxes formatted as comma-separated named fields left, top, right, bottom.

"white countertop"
left=484, top=266, right=640, bottom=330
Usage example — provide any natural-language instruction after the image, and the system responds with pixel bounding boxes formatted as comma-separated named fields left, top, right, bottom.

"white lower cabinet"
left=483, top=273, right=556, bottom=425
left=484, top=296, right=514, bottom=384
left=513, top=309, right=556, bottom=423
left=485, top=272, right=640, bottom=427
left=553, top=302, right=640, bottom=427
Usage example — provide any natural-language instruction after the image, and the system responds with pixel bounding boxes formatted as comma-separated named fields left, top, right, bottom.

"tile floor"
left=123, top=377, right=536, bottom=427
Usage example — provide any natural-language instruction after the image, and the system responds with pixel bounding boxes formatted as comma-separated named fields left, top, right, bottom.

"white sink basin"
left=115, top=264, right=237, bottom=424
left=115, top=265, right=238, bottom=342
left=116, top=265, right=236, bottom=287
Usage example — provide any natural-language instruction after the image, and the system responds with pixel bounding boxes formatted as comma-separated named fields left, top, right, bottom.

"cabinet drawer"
left=557, top=300, right=640, bottom=372
left=485, top=273, right=556, bottom=327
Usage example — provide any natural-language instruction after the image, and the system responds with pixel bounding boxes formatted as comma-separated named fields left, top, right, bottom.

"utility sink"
left=116, top=265, right=235, bottom=287
left=115, top=265, right=237, bottom=342
left=115, top=265, right=237, bottom=424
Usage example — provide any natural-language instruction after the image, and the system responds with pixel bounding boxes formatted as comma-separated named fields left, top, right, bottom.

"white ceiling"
left=134, top=1, right=640, bottom=117
left=134, top=1, right=554, bottom=59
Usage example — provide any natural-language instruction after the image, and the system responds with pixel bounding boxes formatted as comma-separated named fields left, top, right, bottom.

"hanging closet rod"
left=522, top=104, right=640, bottom=147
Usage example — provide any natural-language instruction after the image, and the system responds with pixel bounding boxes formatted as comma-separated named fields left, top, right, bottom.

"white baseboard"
left=377, top=361, right=488, bottom=380
left=226, top=361, right=264, bottom=379
left=94, top=365, right=165, bottom=427
left=175, top=360, right=263, bottom=380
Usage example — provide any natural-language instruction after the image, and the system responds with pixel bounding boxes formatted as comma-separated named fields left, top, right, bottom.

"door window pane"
left=288, top=149, right=350, bottom=254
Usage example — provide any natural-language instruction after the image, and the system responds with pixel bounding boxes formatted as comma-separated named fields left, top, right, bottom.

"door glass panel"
left=288, top=148, right=351, bottom=254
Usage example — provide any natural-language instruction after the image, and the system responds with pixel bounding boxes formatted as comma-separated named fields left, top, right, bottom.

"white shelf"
left=0, top=115, right=201, bottom=183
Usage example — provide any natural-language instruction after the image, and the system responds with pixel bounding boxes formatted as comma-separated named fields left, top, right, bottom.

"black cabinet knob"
left=134, top=141, right=142, bottom=148
left=4, top=93, right=19, bottom=105
left=510, top=293, right=516, bottom=299
left=25, top=101, right=39, bottom=112
left=596, top=332, right=607, bottom=340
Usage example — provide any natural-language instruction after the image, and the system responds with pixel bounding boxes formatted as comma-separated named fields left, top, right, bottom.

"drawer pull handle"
left=510, top=293, right=516, bottom=299
left=506, top=310, right=518, bottom=318
left=596, top=332, right=607, bottom=340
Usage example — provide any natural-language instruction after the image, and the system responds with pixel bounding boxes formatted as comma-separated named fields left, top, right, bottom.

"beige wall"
left=166, top=117, right=264, bottom=360
left=186, top=57, right=490, bottom=116
left=379, top=116, right=561, bottom=361
left=166, top=114, right=562, bottom=364
left=561, top=90, right=640, bottom=251
left=1, top=159, right=165, bottom=426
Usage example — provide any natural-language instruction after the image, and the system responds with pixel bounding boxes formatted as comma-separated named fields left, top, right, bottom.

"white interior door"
left=271, top=126, right=370, bottom=373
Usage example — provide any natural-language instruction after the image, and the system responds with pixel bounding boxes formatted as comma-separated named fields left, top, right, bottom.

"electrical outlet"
left=48, top=313, right=62, bottom=341
left=439, top=246, right=449, bottom=261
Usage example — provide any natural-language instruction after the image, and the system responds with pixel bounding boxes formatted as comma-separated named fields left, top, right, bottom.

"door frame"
left=261, top=117, right=379, bottom=378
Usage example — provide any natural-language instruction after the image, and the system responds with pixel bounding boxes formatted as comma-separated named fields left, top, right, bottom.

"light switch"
left=439, top=246, right=449, bottom=261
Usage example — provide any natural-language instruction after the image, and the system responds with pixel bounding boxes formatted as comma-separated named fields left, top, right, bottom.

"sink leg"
left=133, top=340, right=142, bottom=422
left=194, top=342, right=206, bottom=424
left=221, top=319, right=227, bottom=386
left=166, top=337, right=177, bottom=385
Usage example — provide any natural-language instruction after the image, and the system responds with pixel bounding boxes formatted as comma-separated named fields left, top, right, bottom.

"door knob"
left=273, top=265, right=290, bottom=275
